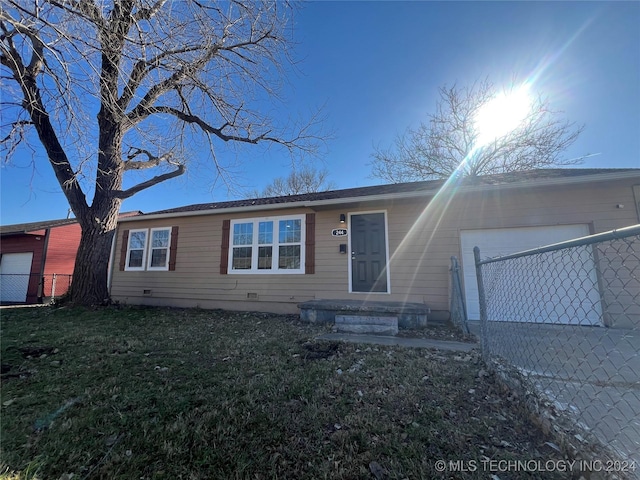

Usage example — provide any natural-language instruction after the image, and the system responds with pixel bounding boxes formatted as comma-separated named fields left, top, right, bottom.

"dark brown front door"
left=350, top=212, right=388, bottom=293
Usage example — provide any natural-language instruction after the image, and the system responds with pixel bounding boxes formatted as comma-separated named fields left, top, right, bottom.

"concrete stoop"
left=298, top=299, right=428, bottom=330
left=334, top=315, right=399, bottom=336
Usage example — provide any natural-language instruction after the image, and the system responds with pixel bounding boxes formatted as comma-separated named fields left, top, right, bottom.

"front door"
left=350, top=212, right=388, bottom=293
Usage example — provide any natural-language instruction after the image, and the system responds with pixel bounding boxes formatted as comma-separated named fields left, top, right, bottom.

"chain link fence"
left=474, top=224, right=640, bottom=473
left=0, top=273, right=73, bottom=304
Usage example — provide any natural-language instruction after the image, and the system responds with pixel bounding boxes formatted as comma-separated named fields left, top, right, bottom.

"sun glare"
left=474, top=85, right=533, bottom=147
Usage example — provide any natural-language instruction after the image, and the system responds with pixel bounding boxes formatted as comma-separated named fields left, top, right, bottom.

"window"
left=125, top=229, right=148, bottom=271
left=229, top=215, right=305, bottom=274
left=148, top=228, right=171, bottom=270
left=278, top=219, right=301, bottom=269
left=257, top=221, right=273, bottom=270
left=231, top=222, right=253, bottom=270
left=122, top=227, right=177, bottom=272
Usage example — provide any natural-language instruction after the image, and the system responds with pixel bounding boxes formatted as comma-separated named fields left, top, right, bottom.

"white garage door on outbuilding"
left=460, top=224, right=603, bottom=325
left=0, top=252, right=34, bottom=303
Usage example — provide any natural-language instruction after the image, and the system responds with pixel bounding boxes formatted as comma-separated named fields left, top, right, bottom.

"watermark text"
left=434, top=459, right=637, bottom=474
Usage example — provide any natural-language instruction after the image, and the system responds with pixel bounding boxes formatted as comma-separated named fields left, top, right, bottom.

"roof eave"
left=0, top=229, right=47, bottom=237
left=117, top=200, right=317, bottom=222
left=118, top=170, right=640, bottom=223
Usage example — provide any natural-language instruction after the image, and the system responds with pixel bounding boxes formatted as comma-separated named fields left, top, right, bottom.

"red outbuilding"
left=0, top=212, right=141, bottom=304
left=0, top=219, right=80, bottom=303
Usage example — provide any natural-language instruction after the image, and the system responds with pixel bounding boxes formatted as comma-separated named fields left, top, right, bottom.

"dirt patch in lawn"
left=0, top=306, right=592, bottom=479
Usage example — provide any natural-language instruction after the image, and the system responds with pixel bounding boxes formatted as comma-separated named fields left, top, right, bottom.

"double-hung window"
left=148, top=228, right=171, bottom=270
left=124, top=227, right=172, bottom=271
left=229, top=215, right=304, bottom=274
left=125, top=229, right=148, bottom=271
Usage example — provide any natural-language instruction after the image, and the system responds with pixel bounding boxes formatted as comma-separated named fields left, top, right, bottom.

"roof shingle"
left=147, top=168, right=638, bottom=216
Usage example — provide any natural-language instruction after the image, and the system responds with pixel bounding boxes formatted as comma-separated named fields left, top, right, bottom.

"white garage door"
left=0, top=252, right=34, bottom=303
left=460, top=225, right=602, bottom=325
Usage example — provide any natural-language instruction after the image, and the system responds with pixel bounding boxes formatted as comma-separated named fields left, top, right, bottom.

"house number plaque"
left=332, top=228, right=348, bottom=237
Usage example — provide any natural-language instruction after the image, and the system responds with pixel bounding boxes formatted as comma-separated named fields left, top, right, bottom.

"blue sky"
left=2, top=1, right=639, bottom=225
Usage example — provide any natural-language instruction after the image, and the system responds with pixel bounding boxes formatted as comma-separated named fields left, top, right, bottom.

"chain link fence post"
left=449, top=256, right=470, bottom=334
left=473, top=246, right=489, bottom=362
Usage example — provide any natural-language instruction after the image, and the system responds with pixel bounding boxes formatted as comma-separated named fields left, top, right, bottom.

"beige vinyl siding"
left=111, top=178, right=639, bottom=316
left=112, top=209, right=333, bottom=311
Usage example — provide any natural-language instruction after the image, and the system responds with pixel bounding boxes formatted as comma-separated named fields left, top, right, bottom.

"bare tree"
left=1, top=1, right=321, bottom=304
left=256, top=165, right=335, bottom=197
left=370, top=79, right=585, bottom=183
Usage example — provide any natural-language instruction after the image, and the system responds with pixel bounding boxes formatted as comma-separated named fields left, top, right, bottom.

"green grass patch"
left=1, top=306, right=566, bottom=479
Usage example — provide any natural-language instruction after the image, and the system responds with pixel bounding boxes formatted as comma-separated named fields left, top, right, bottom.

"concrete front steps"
left=335, top=315, right=399, bottom=335
left=298, top=299, right=429, bottom=335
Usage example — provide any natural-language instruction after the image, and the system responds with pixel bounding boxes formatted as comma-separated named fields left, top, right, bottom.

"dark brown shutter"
left=220, top=219, right=231, bottom=274
left=168, top=226, right=179, bottom=271
left=305, top=213, right=315, bottom=274
left=119, top=229, right=129, bottom=271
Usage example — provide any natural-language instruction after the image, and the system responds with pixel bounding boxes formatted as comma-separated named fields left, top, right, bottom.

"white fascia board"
left=118, top=170, right=640, bottom=223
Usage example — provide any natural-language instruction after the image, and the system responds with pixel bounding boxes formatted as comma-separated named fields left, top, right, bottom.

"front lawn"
left=1, top=306, right=566, bottom=479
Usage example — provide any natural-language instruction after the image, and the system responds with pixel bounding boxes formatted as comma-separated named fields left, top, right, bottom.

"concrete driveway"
left=469, top=321, right=640, bottom=468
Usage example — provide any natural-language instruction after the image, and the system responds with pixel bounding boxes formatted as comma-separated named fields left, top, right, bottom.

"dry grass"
left=1, top=306, right=569, bottom=479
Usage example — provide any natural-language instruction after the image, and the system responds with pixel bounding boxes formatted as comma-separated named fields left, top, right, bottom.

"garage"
left=0, top=252, right=34, bottom=303
left=460, top=224, right=603, bottom=325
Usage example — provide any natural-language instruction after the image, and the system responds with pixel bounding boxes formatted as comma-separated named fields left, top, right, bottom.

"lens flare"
left=474, top=84, right=533, bottom=147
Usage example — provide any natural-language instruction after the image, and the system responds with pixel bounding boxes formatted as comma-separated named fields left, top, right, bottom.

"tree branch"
left=148, top=105, right=274, bottom=143
left=124, top=42, right=223, bottom=127
left=0, top=13, right=88, bottom=215
left=117, top=45, right=203, bottom=111
left=114, top=163, right=185, bottom=199
left=133, top=0, right=168, bottom=21
left=370, top=79, right=585, bottom=181
left=124, top=147, right=173, bottom=170
left=0, top=119, right=32, bottom=158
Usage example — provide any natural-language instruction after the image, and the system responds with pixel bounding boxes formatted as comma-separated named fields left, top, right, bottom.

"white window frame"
left=147, top=227, right=172, bottom=271
left=228, top=214, right=305, bottom=274
left=125, top=229, right=149, bottom=271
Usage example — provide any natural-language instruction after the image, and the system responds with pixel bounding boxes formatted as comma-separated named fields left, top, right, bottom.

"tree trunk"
left=68, top=192, right=121, bottom=305
left=68, top=224, right=116, bottom=305
left=66, top=89, right=124, bottom=305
